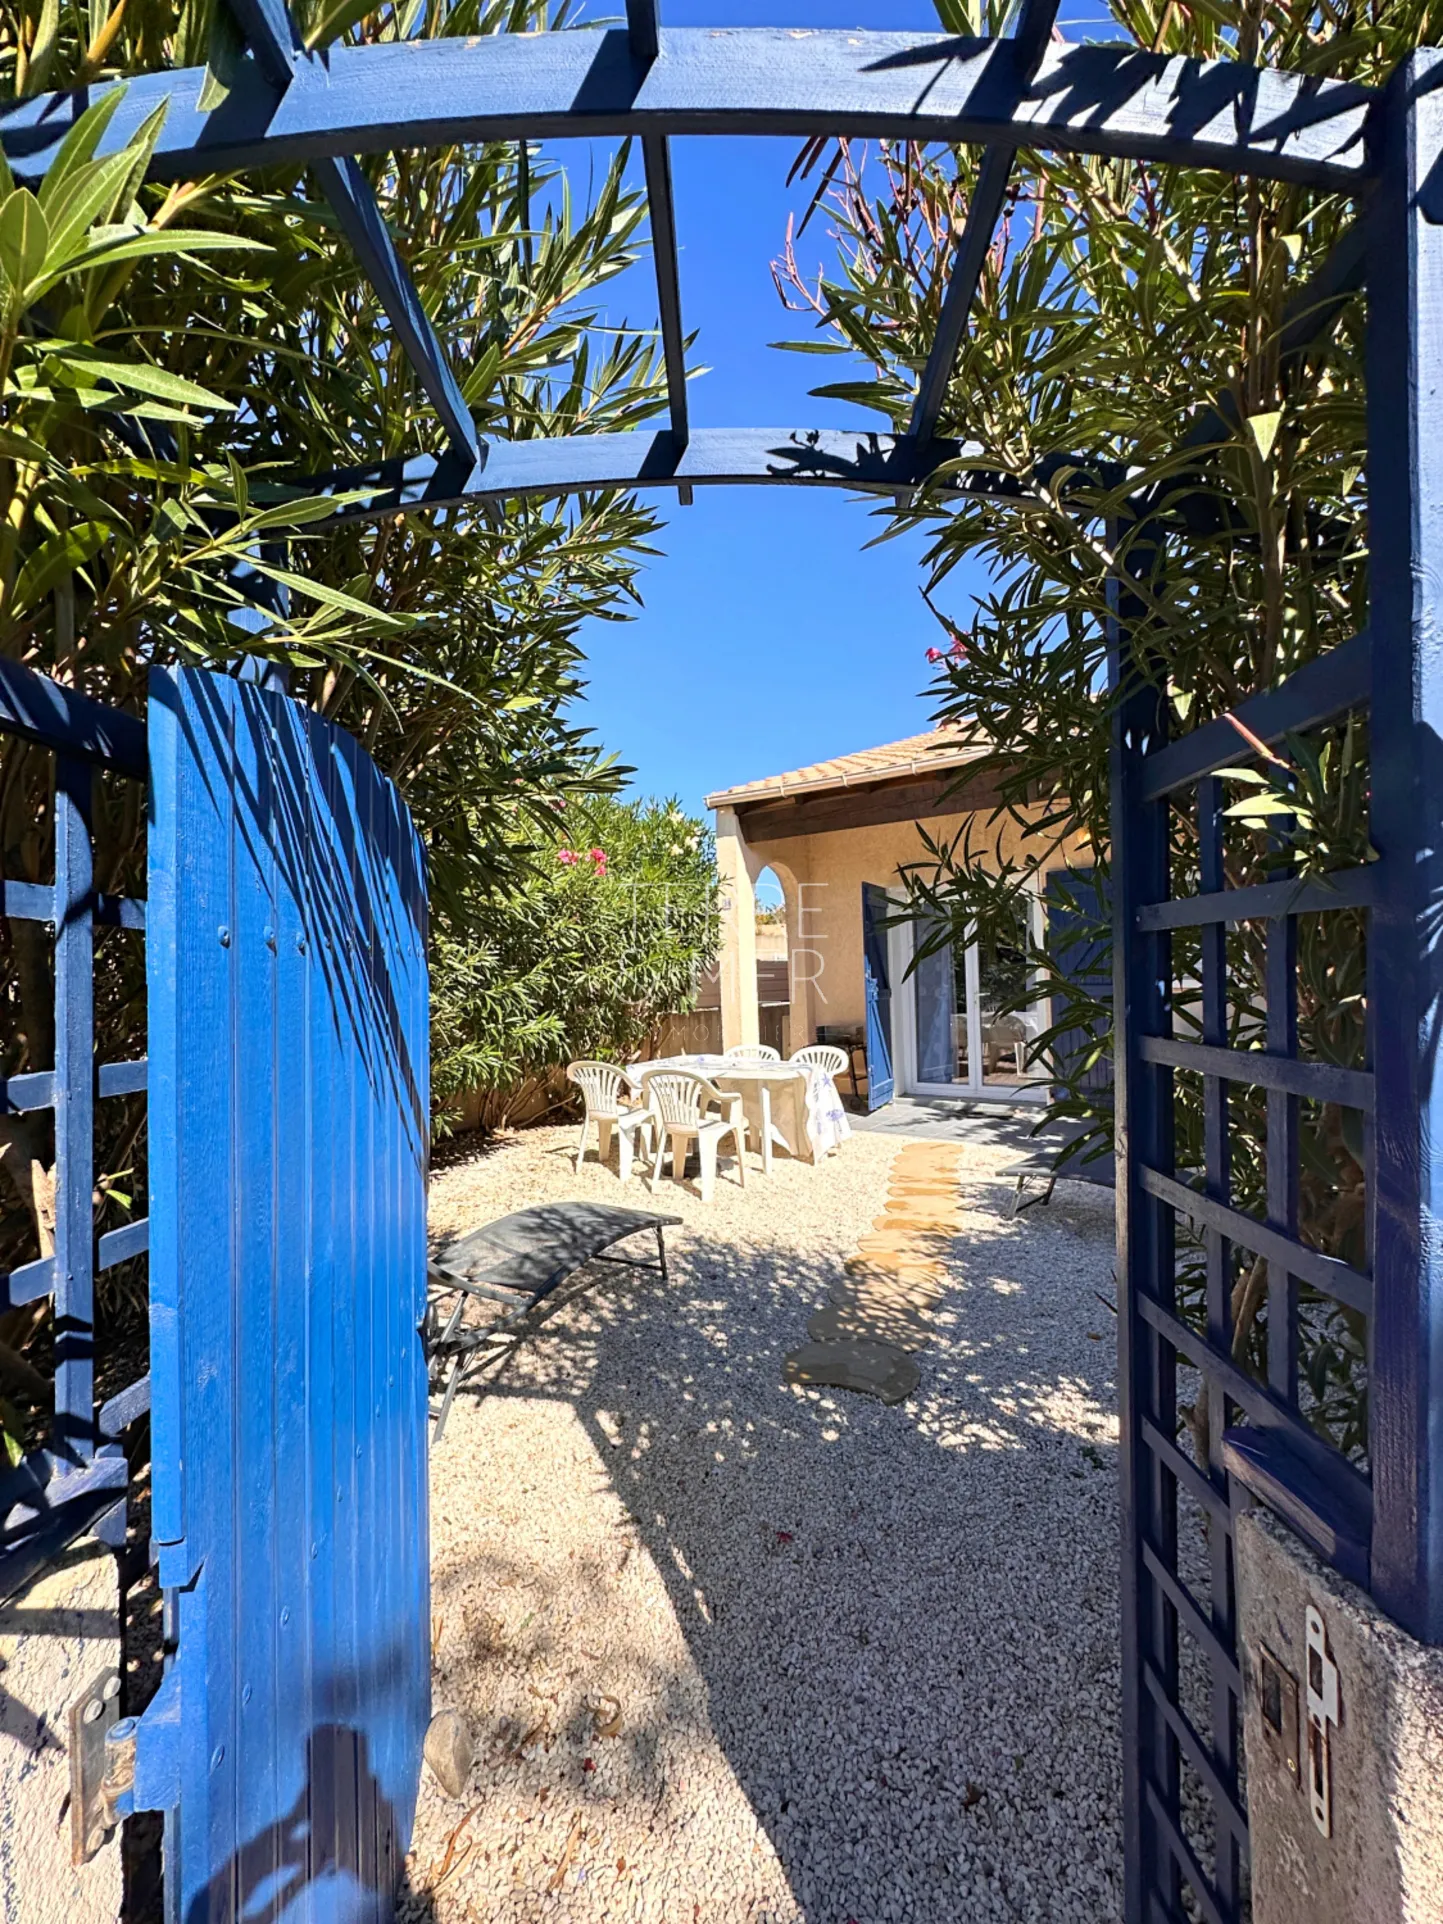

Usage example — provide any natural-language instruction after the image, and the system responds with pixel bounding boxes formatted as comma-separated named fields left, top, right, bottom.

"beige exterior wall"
left=0, top=1535, right=122, bottom=1924
left=727, top=805, right=1091, bottom=1053
left=755, top=917, right=788, bottom=960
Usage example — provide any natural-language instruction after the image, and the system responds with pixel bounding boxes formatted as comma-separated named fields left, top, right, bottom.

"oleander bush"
left=432, top=795, right=718, bottom=1133
left=0, top=0, right=680, bottom=1452
left=768, top=0, right=1426, bottom=1460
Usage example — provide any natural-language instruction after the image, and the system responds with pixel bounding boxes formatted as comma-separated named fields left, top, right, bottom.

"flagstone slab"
left=832, top=1263, right=943, bottom=1297
left=855, top=1231, right=956, bottom=1258
left=861, top=1218, right=956, bottom=1238
left=841, top=1274, right=946, bottom=1303
left=830, top=1276, right=943, bottom=1316
left=843, top=1249, right=947, bottom=1279
left=775, top=1140, right=972, bottom=1403
left=807, top=1302, right=932, bottom=1351
left=783, top=1339, right=920, bottom=1404
left=875, top=1209, right=964, bottom=1231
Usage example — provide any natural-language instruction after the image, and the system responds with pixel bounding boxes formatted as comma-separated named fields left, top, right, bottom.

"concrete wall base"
left=0, top=1535, right=122, bottom=1924
left=1236, top=1505, right=1443, bottom=1924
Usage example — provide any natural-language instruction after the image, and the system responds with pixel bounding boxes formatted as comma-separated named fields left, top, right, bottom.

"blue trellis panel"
left=137, top=668, right=430, bottom=1924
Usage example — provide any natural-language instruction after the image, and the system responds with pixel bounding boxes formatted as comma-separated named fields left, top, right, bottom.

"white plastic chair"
left=641, top=1069, right=747, bottom=1203
left=565, top=1061, right=655, bottom=1181
left=788, top=1043, right=850, bottom=1154
left=723, top=1043, right=780, bottom=1061
left=789, top=1044, right=849, bottom=1080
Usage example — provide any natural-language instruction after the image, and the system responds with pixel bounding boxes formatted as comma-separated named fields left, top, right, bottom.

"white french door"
left=894, top=887, right=1047, bottom=1103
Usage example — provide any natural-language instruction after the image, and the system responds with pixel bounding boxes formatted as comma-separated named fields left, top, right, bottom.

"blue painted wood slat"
left=98, top=1058, right=148, bottom=1098
left=1365, top=48, right=1443, bottom=1645
left=51, top=757, right=96, bottom=1472
left=1108, top=523, right=1182, bottom=1924
left=0, top=1069, right=55, bottom=1113
left=1139, top=631, right=1370, bottom=800
left=139, top=668, right=430, bottom=1921
left=906, top=0, right=1061, bottom=448
left=0, top=33, right=1374, bottom=192
left=299, top=426, right=1014, bottom=524
left=0, top=656, right=147, bottom=776
left=1136, top=864, right=1377, bottom=931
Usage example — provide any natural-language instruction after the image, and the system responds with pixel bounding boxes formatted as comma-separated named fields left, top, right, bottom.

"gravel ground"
left=403, top=1122, right=1123, bottom=1923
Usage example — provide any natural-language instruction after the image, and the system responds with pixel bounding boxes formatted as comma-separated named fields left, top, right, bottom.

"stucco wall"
left=746, top=808, right=1090, bottom=1045
left=0, top=1535, right=123, bottom=1924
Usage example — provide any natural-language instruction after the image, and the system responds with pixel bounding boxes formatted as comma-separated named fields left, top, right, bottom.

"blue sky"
left=565, top=0, right=985, bottom=830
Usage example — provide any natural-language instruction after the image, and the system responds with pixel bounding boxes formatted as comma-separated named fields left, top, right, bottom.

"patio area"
left=403, top=1124, right=1123, bottom=1922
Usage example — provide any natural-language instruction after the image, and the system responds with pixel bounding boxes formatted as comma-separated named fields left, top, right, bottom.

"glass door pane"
left=911, top=918, right=976, bottom=1089
left=977, top=893, right=1036, bottom=1088
left=913, top=915, right=957, bottom=1084
left=908, top=895, right=1041, bottom=1096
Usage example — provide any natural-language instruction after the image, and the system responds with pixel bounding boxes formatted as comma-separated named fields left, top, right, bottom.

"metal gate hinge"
left=67, top=1668, right=133, bottom=1865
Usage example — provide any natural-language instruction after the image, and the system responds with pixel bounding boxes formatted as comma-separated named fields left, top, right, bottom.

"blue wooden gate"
left=133, top=668, right=431, bottom=1924
left=1108, top=60, right=1443, bottom=1924
left=860, top=884, right=894, bottom=1111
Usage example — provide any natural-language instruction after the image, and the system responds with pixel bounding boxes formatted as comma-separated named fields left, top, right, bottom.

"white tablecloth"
left=629, top=1055, right=850, bottom=1164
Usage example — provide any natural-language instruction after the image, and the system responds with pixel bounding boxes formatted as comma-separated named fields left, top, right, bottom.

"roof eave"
left=705, top=746, right=985, bottom=813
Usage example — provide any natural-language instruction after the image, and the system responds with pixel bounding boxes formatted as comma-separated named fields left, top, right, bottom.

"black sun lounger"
left=424, top=1202, right=682, bottom=1439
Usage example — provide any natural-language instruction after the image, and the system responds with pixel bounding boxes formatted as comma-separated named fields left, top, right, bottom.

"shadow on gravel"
left=429, top=1168, right=1126, bottom=1922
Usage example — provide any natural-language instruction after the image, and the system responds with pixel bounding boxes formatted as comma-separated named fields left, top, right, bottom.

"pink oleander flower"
left=948, top=635, right=968, bottom=660
left=589, top=847, right=608, bottom=875
left=557, top=847, right=580, bottom=867
left=925, top=646, right=944, bottom=663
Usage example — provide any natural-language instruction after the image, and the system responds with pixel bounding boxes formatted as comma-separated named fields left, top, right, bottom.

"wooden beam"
left=1140, top=630, right=1369, bottom=800
left=288, top=425, right=1047, bottom=522
left=2, top=33, right=1374, bottom=193
left=0, top=659, right=147, bottom=778
left=223, top=0, right=480, bottom=462
left=641, top=135, right=691, bottom=500
left=907, top=0, right=1061, bottom=447
left=735, top=769, right=1006, bottom=842
left=626, top=0, right=659, bottom=69
left=311, top=153, right=480, bottom=461
left=1364, top=47, right=1443, bottom=1642
left=226, top=0, right=302, bottom=82
left=626, top=2, right=691, bottom=501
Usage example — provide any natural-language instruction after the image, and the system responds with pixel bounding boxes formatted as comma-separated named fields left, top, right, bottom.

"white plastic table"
left=630, top=1054, right=850, bottom=1167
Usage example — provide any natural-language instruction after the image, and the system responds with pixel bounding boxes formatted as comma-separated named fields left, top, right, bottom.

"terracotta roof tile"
left=704, top=727, right=984, bottom=811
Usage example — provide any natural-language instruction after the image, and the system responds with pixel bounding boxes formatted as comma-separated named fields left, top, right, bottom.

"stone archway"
left=714, top=815, right=813, bottom=1056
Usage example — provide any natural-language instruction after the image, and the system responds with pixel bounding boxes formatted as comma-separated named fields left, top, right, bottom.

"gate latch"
left=68, top=1668, right=136, bottom=1864
left=1305, top=1605, right=1341, bottom=1839
left=1257, top=1642, right=1300, bottom=1783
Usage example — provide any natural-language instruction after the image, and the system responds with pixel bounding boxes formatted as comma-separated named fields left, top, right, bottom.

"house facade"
left=706, top=728, right=1093, bottom=1109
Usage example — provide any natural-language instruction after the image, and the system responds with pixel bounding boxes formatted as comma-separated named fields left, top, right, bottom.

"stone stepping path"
left=783, top=1140, right=964, bottom=1403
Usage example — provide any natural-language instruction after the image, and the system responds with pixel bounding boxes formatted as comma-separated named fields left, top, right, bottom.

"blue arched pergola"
left=2, top=11, right=1437, bottom=1924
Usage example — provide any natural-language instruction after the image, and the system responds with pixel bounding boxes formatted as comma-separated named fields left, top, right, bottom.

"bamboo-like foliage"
left=0, top=0, right=686, bottom=1453
left=771, top=0, right=1429, bottom=1461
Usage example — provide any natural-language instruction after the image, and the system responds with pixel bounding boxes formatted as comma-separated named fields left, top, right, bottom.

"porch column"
left=715, top=807, right=760, bottom=1050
